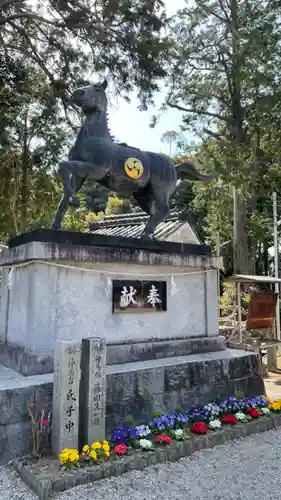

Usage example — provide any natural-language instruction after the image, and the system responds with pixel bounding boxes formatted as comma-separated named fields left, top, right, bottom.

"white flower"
left=235, top=411, right=247, bottom=422
left=135, top=425, right=151, bottom=438
left=208, top=419, right=221, bottom=429
left=174, top=429, right=184, bottom=439
left=139, top=439, right=153, bottom=450
left=261, top=407, right=270, bottom=415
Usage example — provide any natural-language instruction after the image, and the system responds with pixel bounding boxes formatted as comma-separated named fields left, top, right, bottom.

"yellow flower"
left=91, top=441, right=102, bottom=450
left=89, top=449, right=97, bottom=461
left=82, top=445, right=90, bottom=454
left=104, top=450, right=110, bottom=458
left=68, top=450, right=79, bottom=462
left=59, top=448, right=79, bottom=465
left=59, top=453, right=68, bottom=465
left=102, top=440, right=109, bottom=447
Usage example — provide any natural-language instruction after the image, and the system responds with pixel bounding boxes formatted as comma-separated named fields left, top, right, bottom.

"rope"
left=2, top=259, right=211, bottom=278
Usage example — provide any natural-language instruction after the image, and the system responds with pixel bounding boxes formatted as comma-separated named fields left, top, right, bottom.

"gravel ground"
left=2, top=427, right=281, bottom=500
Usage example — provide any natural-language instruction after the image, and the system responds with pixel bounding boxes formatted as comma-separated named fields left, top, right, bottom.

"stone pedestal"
left=0, top=231, right=266, bottom=462
left=0, top=229, right=221, bottom=358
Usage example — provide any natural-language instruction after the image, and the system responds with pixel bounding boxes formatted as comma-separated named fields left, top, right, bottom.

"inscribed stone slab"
left=52, top=341, right=81, bottom=457
left=80, top=338, right=106, bottom=446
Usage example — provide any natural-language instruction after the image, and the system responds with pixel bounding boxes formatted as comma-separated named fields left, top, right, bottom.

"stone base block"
left=0, top=342, right=53, bottom=376
left=0, top=348, right=264, bottom=463
left=0, top=336, right=226, bottom=376
left=106, top=349, right=265, bottom=430
left=107, top=335, right=226, bottom=365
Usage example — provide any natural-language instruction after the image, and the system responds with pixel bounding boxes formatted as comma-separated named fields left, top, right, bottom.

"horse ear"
left=101, top=79, right=107, bottom=90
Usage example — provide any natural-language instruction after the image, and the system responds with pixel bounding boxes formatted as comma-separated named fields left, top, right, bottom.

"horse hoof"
left=69, top=196, right=80, bottom=208
left=141, top=233, right=155, bottom=241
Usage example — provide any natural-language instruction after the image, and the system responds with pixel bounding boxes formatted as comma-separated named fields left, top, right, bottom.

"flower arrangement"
left=139, top=439, right=154, bottom=450
left=221, top=414, right=237, bottom=425
left=246, top=408, right=261, bottom=419
left=191, top=422, right=208, bottom=434
left=235, top=412, right=248, bottom=423
left=81, top=440, right=110, bottom=464
left=269, top=398, right=281, bottom=412
left=57, top=394, right=280, bottom=470
left=114, top=444, right=128, bottom=456
left=208, top=419, right=221, bottom=430
left=59, top=448, right=80, bottom=469
left=154, top=434, right=173, bottom=445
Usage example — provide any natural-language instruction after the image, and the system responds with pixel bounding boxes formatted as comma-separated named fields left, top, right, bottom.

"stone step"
left=106, top=335, right=226, bottom=365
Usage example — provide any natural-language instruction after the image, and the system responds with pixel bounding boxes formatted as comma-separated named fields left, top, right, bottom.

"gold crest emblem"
left=124, top=158, right=144, bottom=179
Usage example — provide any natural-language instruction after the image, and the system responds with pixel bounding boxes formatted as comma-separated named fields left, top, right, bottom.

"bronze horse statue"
left=52, top=80, right=214, bottom=238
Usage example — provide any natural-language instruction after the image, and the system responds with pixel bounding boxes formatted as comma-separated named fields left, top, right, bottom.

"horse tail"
left=174, top=160, right=215, bottom=182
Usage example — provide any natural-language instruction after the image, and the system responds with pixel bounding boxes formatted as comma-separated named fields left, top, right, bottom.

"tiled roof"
left=88, top=210, right=200, bottom=242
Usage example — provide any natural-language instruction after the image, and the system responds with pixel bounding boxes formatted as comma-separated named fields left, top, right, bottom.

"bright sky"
left=108, top=0, right=187, bottom=154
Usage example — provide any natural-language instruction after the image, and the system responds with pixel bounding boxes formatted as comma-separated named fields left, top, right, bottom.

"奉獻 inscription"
left=112, top=280, right=167, bottom=313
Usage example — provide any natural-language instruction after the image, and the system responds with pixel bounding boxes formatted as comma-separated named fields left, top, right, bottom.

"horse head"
left=71, top=79, right=108, bottom=115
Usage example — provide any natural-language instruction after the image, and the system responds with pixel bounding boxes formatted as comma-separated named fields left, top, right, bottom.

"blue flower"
left=111, top=427, right=128, bottom=444
left=170, top=412, right=189, bottom=424
left=128, top=427, right=138, bottom=440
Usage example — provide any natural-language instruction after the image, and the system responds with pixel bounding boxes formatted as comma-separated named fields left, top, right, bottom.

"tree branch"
left=167, top=99, right=229, bottom=122
left=203, top=127, right=229, bottom=145
left=0, top=11, right=63, bottom=27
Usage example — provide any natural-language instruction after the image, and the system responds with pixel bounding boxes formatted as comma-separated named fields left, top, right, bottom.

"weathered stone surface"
left=106, top=350, right=265, bottom=430
left=52, top=341, right=81, bottom=458
left=0, top=347, right=265, bottom=463
left=79, top=338, right=106, bottom=446
left=0, top=342, right=53, bottom=376
left=0, top=421, right=32, bottom=465
left=106, top=336, right=226, bottom=365
left=0, top=382, right=53, bottom=427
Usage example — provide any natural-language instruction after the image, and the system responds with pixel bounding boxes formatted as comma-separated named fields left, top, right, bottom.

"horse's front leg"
left=51, top=160, right=105, bottom=230
left=51, top=172, right=86, bottom=229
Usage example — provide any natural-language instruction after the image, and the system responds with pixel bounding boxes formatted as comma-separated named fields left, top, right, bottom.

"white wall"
left=3, top=262, right=219, bottom=354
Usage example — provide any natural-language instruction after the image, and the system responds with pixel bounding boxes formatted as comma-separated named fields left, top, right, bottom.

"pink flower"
left=42, top=419, right=49, bottom=425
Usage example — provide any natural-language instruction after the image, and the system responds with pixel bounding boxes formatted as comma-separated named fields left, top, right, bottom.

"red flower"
left=221, top=414, right=237, bottom=425
left=191, top=422, right=208, bottom=434
left=246, top=408, right=261, bottom=418
left=42, top=419, right=49, bottom=425
left=154, top=434, right=173, bottom=445
left=115, top=444, right=128, bottom=456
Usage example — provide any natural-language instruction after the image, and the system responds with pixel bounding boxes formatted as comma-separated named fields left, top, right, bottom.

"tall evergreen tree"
left=165, top=0, right=281, bottom=273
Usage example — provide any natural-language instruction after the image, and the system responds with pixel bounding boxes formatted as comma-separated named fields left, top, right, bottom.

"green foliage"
left=123, top=415, right=136, bottom=427
left=1, top=0, right=171, bottom=105
left=150, top=410, right=162, bottom=419
left=63, top=193, right=88, bottom=232
left=163, top=0, right=281, bottom=273
left=105, top=196, right=132, bottom=215
left=0, top=63, right=70, bottom=240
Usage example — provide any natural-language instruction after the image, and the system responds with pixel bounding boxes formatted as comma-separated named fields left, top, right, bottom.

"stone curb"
left=13, top=413, right=281, bottom=500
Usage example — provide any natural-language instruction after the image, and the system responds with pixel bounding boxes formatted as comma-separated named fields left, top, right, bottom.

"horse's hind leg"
left=141, top=188, right=170, bottom=239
